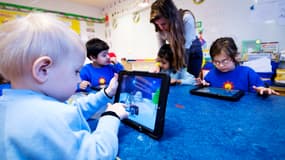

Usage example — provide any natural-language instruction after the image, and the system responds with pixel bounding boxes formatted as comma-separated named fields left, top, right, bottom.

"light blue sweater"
left=161, top=68, right=196, bottom=85
left=0, top=89, right=120, bottom=160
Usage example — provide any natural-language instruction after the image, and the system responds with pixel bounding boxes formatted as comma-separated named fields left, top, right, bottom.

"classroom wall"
left=105, top=0, right=285, bottom=60
left=0, top=0, right=106, bottom=40
left=1, top=0, right=285, bottom=61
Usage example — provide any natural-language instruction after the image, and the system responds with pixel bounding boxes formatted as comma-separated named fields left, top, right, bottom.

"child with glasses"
left=200, top=37, right=279, bottom=95
left=0, top=13, right=128, bottom=159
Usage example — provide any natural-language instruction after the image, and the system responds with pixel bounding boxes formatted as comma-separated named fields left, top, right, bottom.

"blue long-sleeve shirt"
left=0, top=83, right=10, bottom=96
left=0, top=89, right=120, bottom=160
left=79, top=63, right=124, bottom=90
left=204, top=65, right=264, bottom=92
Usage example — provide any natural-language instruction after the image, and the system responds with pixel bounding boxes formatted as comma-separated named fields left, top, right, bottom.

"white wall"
left=2, top=0, right=285, bottom=60
left=106, top=0, right=285, bottom=60
left=174, top=0, right=285, bottom=52
left=109, top=8, right=159, bottom=60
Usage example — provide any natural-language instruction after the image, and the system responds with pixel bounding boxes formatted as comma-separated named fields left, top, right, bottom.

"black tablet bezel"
left=190, top=86, right=244, bottom=101
left=114, top=71, right=170, bottom=139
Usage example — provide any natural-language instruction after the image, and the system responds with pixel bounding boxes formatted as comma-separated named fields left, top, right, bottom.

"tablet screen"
left=115, top=71, right=170, bottom=139
left=190, top=86, right=244, bottom=101
left=195, top=87, right=240, bottom=97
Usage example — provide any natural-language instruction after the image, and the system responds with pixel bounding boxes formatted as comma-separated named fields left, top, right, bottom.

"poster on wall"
left=0, top=2, right=104, bottom=42
left=0, top=9, right=27, bottom=24
left=60, top=17, right=80, bottom=34
left=0, top=8, right=81, bottom=34
left=80, top=21, right=97, bottom=43
left=0, top=8, right=97, bottom=43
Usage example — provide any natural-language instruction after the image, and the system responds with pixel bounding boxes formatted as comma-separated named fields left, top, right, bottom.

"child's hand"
left=253, top=86, right=280, bottom=96
left=195, top=78, right=210, bottom=86
left=170, top=79, right=177, bottom=85
left=105, top=74, right=118, bottom=97
left=110, top=57, right=118, bottom=64
left=150, top=62, right=160, bottom=73
left=79, top=80, right=91, bottom=90
left=106, top=103, right=129, bottom=120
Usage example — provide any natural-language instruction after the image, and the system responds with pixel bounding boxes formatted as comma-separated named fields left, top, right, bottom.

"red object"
left=105, top=15, right=109, bottom=22
left=175, top=104, right=185, bottom=109
left=108, top=52, right=116, bottom=58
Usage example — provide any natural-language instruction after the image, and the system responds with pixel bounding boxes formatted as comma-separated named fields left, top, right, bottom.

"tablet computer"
left=190, top=86, right=244, bottom=101
left=114, top=71, right=170, bottom=139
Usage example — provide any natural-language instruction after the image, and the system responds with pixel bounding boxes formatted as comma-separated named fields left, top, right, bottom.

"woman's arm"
left=183, top=12, right=196, bottom=49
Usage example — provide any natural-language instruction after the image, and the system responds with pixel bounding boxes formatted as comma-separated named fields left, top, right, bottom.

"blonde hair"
left=0, top=12, right=85, bottom=80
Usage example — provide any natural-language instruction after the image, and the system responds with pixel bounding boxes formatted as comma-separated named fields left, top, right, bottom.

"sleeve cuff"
left=101, top=111, right=120, bottom=120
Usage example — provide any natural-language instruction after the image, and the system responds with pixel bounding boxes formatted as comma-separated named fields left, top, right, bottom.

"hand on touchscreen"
left=105, top=74, right=119, bottom=97
left=253, top=86, right=280, bottom=96
left=106, top=103, right=129, bottom=120
left=195, top=78, right=210, bottom=86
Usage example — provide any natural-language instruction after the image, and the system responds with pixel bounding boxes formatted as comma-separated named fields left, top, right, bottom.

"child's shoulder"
left=0, top=83, right=11, bottom=89
left=236, top=65, right=256, bottom=73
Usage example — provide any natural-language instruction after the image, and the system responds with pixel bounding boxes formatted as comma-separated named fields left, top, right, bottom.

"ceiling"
left=67, top=0, right=117, bottom=8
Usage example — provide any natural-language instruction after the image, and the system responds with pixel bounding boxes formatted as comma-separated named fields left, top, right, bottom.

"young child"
left=78, top=38, right=124, bottom=92
left=0, top=13, right=128, bottom=159
left=201, top=37, right=279, bottom=95
left=156, top=44, right=196, bottom=85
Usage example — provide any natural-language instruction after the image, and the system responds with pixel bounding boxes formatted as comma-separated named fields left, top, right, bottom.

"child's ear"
left=32, top=56, right=53, bottom=83
left=89, top=55, right=97, bottom=61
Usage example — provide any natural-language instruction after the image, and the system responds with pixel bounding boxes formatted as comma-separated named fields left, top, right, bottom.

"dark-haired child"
left=78, top=38, right=124, bottom=92
left=156, top=44, right=196, bottom=85
left=200, top=37, right=279, bottom=95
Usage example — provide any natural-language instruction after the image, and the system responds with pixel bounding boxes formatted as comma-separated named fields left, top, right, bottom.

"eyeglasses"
left=212, top=58, right=232, bottom=66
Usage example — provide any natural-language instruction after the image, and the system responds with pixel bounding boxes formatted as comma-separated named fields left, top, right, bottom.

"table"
left=117, top=85, right=285, bottom=159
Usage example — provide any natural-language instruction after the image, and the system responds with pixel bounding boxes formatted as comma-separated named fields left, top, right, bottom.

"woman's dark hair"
left=210, top=37, right=239, bottom=65
left=86, top=38, right=109, bottom=60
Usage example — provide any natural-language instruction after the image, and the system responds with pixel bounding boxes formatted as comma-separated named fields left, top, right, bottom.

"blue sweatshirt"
left=204, top=65, right=264, bottom=92
left=79, top=63, right=124, bottom=90
left=0, top=89, right=120, bottom=160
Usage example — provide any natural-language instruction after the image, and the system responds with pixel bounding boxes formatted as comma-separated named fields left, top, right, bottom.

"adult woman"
left=150, top=0, right=203, bottom=78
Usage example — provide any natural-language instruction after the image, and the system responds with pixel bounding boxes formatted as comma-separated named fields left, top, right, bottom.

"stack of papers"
left=242, top=57, right=272, bottom=73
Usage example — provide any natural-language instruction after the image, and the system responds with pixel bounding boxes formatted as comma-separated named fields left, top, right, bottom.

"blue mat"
left=117, top=85, right=285, bottom=159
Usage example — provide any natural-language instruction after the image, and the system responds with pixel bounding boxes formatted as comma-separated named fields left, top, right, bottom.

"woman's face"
left=154, top=17, right=170, bottom=32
